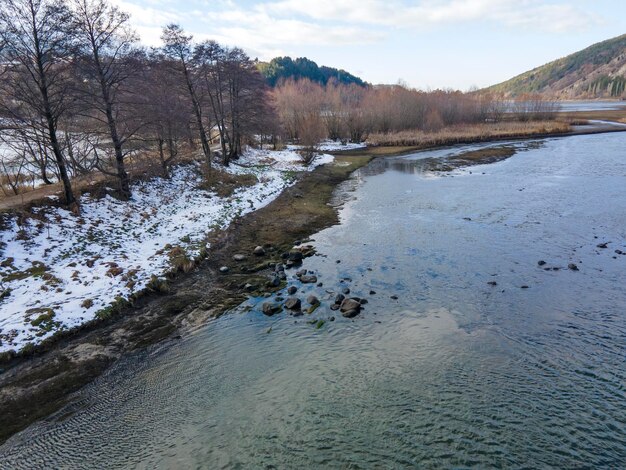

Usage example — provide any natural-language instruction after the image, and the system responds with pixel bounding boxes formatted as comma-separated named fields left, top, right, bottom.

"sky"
left=112, top=0, right=626, bottom=90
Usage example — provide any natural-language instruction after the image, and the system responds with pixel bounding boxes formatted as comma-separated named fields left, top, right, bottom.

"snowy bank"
left=0, top=147, right=334, bottom=352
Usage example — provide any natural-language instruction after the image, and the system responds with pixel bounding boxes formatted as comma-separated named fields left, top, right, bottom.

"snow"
left=0, top=147, right=335, bottom=352
left=315, top=140, right=366, bottom=152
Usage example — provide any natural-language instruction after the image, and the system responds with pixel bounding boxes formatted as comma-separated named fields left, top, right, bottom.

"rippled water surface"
left=2, top=133, right=626, bottom=469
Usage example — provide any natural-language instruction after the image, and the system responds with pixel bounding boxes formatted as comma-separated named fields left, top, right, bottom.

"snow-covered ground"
left=314, top=140, right=367, bottom=152
left=0, top=147, right=334, bottom=352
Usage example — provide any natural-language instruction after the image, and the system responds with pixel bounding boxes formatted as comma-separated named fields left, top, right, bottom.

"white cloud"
left=261, top=0, right=600, bottom=33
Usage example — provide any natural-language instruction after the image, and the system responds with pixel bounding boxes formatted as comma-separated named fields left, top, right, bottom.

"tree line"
left=271, top=78, right=558, bottom=152
left=0, top=0, right=558, bottom=207
left=0, top=0, right=272, bottom=206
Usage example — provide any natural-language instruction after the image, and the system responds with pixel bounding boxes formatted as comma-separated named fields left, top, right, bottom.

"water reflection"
left=2, top=133, right=626, bottom=468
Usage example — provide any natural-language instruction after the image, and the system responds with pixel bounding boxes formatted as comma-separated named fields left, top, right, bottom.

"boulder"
left=287, top=286, right=298, bottom=295
left=300, top=275, right=318, bottom=284
left=288, top=251, right=303, bottom=262
left=285, top=297, right=301, bottom=310
left=340, top=298, right=361, bottom=313
left=253, top=246, right=266, bottom=256
left=262, top=302, right=282, bottom=316
left=307, top=295, right=320, bottom=305
left=342, top=309, right=360, bottom=318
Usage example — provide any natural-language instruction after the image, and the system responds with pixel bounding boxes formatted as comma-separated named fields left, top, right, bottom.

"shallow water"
left=2, top=133, right=626, bottom=468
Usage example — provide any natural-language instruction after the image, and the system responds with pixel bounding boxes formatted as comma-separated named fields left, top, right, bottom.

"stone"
left=244, top=283, right=255, bottom=292
left=597, top=243, right=608, bottom=249
left=342, top=287, right=350, bottom=295
left=285, top=297, right=301, bottom=310
left=287, top=286, right=298, bottom=295
left=300, top=275, right=318, bottom=284
left=334, top=293, right=345, bottom=304
left=390, top=295, right=399, bottom=300
left=233, top=254, right=246, bottom=262
left=329, top=316, right=335, bottom=322
left=219, top=266, right=229, bottom=273
left=262, top=302, right=282, bottom=316
left=537, top=260, right=546, bottom=266
left=568, top=263, right=579, bottom=271
left=340, top=298, right=361, bottom=313
left=253, top=246, right=266, bottom=256
left=267, top=276, right=280, bottom=287
left=307, top=295, right=320, bottom=305
left=296, top=269, right=307, bottom=277
left=288, top=251, right=303, bottom=262
left=342, top=309, right=360, bottom=318
left=369, top=290, right=376, bottom=295
left=330, top=304, right=340, bottom=311
left=488, top=281, right=497, bottom=286
left=317, top=282, right=323, bottom=287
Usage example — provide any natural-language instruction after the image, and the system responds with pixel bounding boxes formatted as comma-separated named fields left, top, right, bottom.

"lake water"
left=2, top=133, right=626, bottom=468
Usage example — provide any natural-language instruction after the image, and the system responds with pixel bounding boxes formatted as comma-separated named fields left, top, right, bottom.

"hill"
left=258, top=56, right=367, bottom=87
left=488, top=34, right=626, bottom=99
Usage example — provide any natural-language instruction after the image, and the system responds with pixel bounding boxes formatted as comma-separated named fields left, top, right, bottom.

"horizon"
left=112, top=0, right=626, bottom=90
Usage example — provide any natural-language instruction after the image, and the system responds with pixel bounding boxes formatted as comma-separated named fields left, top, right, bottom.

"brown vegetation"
left=366, top=121, right=571, bottom=147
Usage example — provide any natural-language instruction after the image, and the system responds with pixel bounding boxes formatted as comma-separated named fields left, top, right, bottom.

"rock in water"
left=568, top=263, right=579, bottom=271
left=284, top=297, right=302, bottom=310
left=340, top=298, right=361, bottom=313
left=307, top=295, right=320, bottom=305
left=287, top=286, right=297, bottom=295
left=262, top=302, right=282, bottom=316
left=537, top=260, right=546, bottom=266
left=300, top=275, right=318, bottom=284
left=342, top=309, right=360, bottom=318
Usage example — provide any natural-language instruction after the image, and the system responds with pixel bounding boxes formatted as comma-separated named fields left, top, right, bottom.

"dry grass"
left=366, top=121, right=571, bottom=147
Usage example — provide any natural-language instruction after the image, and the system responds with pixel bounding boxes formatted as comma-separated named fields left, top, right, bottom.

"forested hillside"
left=258, top=56, right=367, bottom=87
left=489, top=34, right=626, bottom=99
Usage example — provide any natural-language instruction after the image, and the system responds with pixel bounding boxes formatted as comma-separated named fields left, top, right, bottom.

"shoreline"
left=1, top=121, right=626, bottom=445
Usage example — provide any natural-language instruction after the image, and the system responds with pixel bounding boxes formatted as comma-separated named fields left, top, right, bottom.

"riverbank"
left=0, top=152, right=374, bottom=443
left=2, top=120, right=626, bottom=445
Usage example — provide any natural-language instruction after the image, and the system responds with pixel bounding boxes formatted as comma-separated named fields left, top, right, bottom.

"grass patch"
left=198, top=170, right=258, bottom=198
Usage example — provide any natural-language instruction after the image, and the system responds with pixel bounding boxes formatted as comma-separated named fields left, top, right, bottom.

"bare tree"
left=141, top=51, right=192, bottom=177
left=70, top=0, right=139, bottom=199
left=161, top=24, right=212, bottom=171
left=0, top=0, right=78, bottom=208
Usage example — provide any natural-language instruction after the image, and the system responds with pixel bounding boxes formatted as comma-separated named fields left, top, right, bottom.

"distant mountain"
left=488, top=34, right=626, bottom=99
left=258, top=56, right=367, bottom=87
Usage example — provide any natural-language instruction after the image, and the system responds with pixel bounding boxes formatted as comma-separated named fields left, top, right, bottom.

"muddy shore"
left=1, top=120, right=626, bottom=445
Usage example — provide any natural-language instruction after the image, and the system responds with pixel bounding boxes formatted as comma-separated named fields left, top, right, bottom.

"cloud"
left=261, top=0, right=601, bottom=33
left=110, top=0, right=604, bottom=57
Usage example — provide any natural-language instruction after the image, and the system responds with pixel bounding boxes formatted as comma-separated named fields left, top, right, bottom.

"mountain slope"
left=488, top=34, right=626, bottom=99
left=257, top=56, right=367, bottom=87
